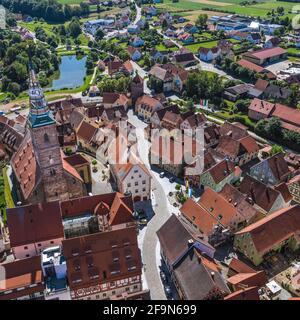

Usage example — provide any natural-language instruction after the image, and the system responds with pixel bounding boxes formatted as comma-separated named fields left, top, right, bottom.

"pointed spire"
left=28, top=66, right=55, bottom=128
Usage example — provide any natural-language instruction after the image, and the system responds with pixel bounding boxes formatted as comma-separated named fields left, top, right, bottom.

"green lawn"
left=184, top=40, right=219, bottom=53
left=2, top=167, right=14, bottom=215
left=287, top=47, right=300, bottom=54
left=156, top=43, right=178, bottom=52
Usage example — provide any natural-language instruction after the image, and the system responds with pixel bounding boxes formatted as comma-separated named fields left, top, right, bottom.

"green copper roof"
left=28, top=111, right=55, bottom=128
left=28, top=68, right=56, bottom=128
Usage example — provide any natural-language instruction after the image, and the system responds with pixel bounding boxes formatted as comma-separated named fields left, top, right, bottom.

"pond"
left=48, top=55, right=87, bottom=90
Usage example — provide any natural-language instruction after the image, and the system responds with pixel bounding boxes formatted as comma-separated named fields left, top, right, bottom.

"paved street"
left=127, top=110, right=183, bottom=299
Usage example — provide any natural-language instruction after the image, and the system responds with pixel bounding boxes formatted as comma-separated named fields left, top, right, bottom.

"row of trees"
left=255, top=117, right=300, bottom=152
left=216, top=57, right=258, bottom=82
left=0, top=0, right=89, bottom=22
left=0, top=30, right=60, bottom=96
left=97, top=76, right=132, bottom=94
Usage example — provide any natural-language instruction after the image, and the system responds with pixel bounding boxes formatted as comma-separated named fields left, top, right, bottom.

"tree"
left=7, top=82, right=20, bottom=96
left=95, top=28, right=104, bottom=41
left=286, top=84, right=299, bottom=107
left=266, top=117, right=282, bottom=138
left=68, top=18, right=81, bottom=38
left=196, top=14, right=208, bottom=29
left=270, top=144, right=284, bottom=156
left=162, top=19, right=168, bottom=30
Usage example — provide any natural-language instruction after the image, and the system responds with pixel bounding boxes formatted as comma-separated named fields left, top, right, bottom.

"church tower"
left=131, top=73, right=144, bottom=105
left=28, top=68, right=69, bottom=202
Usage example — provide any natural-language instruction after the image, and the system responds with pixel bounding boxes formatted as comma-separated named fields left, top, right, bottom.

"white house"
left=199, top=47, right=221, bottom=62
left=110, top=163, right=152, bottom=202
left=84, top=19, right=115, bottom=35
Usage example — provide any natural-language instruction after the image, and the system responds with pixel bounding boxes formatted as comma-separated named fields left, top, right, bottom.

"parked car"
left=160, top=271, right=166, bottom=282
left=169, top=177, right=175, bottom=183
left=165, top=285, right=172, bottom=298
left=159, top=172, right=165, bottom=178
left=139, top=218, right=148, bottom=225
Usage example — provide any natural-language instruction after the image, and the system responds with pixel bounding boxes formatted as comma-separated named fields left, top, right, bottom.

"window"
left=26, top=254, right=30, bottom=258
left=24, top=246, right=28, bottom=250
left=127, top=183, right=131, bottom=188
left=103, top=271, right=107, bottom=280
left=112, top=291, right=116, bottom=295
left=96, top=295, right=99, bottom=299
left=44, top=133, right=49, bottom=143
left=135, top=190, right=138, bottom=193
left=50, top=241, right=54, bottom=244
left=135, top=182, right=138, bottom=186
left=142, top=180, right=146, bottom=185
left=38, top=244, right=41, bottom=247
left=103, top=293, right=106, bottom=298
left=142, top=188, right=146, bottom=192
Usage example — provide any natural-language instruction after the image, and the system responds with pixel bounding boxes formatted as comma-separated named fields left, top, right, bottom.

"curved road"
left=128, top=110, right=172, bottom=300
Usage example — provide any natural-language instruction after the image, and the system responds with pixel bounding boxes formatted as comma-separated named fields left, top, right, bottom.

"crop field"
left=155, top=0, right=296, bottom=18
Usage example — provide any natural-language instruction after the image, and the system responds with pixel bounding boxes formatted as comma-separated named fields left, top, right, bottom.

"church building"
left=11, top=69, right=87, bottom=204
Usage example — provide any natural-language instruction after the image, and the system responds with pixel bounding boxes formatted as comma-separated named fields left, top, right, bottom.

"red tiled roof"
left=224, top=286, right=260, bottom=300
left=7, top=201, right=64, bottom=247
left=227, top=271, right=267, bottom=288
left=249, top=98, right=275, bottom=116
left=11, top=133, right=41, bottom=200
left=63, top=153, right=89, bottom=167
left=60, top=192, right=133, bottom=226
left=245, top=47, right=287, bottom=60
left=204, top=159, right=237, bottom=184
left=236, top=205, right=300, bottom=255
left=180, top=197, right=217, bottom=235
left=136, top=95, right=162, bottom=110
left=239, top=175, right=284, bottom=212
left=237, top=59, right=264, bottom=73
left=228, top=257, right=255, bottom=274
left=111, top=162, right=150, bottom=183
left=274, top=182, right=293, bottom=203
left=0, top=256, right=44, bottom=300
left=77, top=121, right=98, bottom=143
left=272, top=103, right=300, bottom=128
left=62, top=225, right=142, bottom=292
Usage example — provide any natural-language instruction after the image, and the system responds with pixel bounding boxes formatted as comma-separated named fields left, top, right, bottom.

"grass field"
left=155, top=0, right=296, bottom=18
left=184, top=38, right=239, bottom=52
